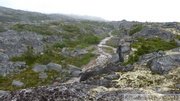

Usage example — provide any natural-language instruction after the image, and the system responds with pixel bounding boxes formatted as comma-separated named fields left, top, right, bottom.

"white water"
left=63, top=31, right=116, bottom=84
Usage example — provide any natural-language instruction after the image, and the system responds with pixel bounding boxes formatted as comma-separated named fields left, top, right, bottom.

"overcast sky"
left=0, top=0, right=180, bottom=22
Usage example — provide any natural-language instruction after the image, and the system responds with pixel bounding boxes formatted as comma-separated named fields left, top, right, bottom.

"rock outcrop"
left=0, top=62, right=27, bottom=76
left=132, top=27, right=175, bottom=41
left=149, top=54, right=180, bottom=74
left=147, top=48, right=180, bottom=74
left=0, top=30, right=45, bottom=58
left=1, top=82, right=179, bottom=101
left=80, top=63, right=133, bottom=82
left=0, top=83, right=149, bottom=101
left=32, top=65, right=47, bottom=72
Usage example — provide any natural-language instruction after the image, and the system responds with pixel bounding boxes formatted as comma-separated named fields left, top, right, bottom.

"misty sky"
left=0, top=0, right=180, bottom=22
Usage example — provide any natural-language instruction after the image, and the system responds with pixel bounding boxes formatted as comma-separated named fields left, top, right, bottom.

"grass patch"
left=0, top=67, right=69, bottom=91
left=0, top=26, right=5, bottom=32
left=60, top=34, right=101, bottom=49
left=83, top=35, right=100, bottom=44
left=87, top=46, right=96, bottom=53
left=11, top=24, right=60, bottom=35
left=61, top=25, right=80, bottom=33
left=52, top=42, right=67, bottom=48
left=106, top=38, right=118, bottom=48
left=64, top=53, right=97, bottom=67
left=111, top=29, right=123, bottom=35
left=11, top=45, right=96, bottom=67
left=122, top=37, right=178, bottom=66
left=11, top=45, right=40, bottom=66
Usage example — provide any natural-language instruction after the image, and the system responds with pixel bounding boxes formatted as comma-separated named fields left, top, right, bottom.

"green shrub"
left=83, top=35, right=100, bottom=44
left=0, top=75, right=6, bottom=83
left=106, top=38, right=118, bottom=48
left=129, top=24, right=144, bottom=36
left=123, top=37, right=178, bottom=65
left=111, top=29, right=123, bottom=35
left=65, top=53, right=96, bottom=67
left=61, top=25, right=80, bottom=33
left=0, top=26, right=5, bottom=32
left=11, top=24, right=60, bottom=35
left=176, top=35, right=180, bottom=40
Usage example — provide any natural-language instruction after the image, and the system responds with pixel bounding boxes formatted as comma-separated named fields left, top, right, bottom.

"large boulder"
left=47, top=63, right=62, bottom=72
left=132, top=27, right=175, bottom=41
left=107, top=53, right=119, bottom=64
left=117, top=42, right=131, bottom=62
left=80, top=64, right=133, bottom=82
left=12, top=80, right=24, bottom=87
left=67, top=64, right=82, bottom=77
left=104, top=73, right=120, bottom=80
left=0, top=62, right=27, bottom=76
left=138, top=52, right=161, bottom=66
left=32, top=65, right=47, bottom=72
left=149, top=54, right=180, bottom=74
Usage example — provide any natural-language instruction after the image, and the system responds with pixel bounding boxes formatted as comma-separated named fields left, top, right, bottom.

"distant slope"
left=68, top=14, right=106, bottom=21
left=48, top=14, right=106, bottom=21
left=0, top=6, right=51, bottom=22
left=0, top=6, right=106, bottom=22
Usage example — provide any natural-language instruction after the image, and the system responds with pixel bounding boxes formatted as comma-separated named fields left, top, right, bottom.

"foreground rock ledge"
left=0, top=83, right=179, bottom=101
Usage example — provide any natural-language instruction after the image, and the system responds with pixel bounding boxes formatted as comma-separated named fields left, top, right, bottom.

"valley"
left=0, top=6, right=179, bottom=101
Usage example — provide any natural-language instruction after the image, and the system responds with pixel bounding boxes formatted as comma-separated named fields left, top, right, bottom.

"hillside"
left=0, top=7, right=179, bottom=100
left=0, top=6, right=105, bottom=22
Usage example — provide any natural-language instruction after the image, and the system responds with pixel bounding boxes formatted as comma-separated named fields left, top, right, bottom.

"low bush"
left=129, top=24, right=144, bottom=36
left=122, top=37, right=178, bottom=65
left=106, top=38, right=118, bottom=48
left=111, top=29, right=123, bottom=35
left=83, top=35, right=100, bottom=44
left=176, top=35, right=180, bottom=40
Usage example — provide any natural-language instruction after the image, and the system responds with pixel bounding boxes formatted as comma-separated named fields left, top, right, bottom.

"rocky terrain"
left=0, top=6, right=180, bottom=100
